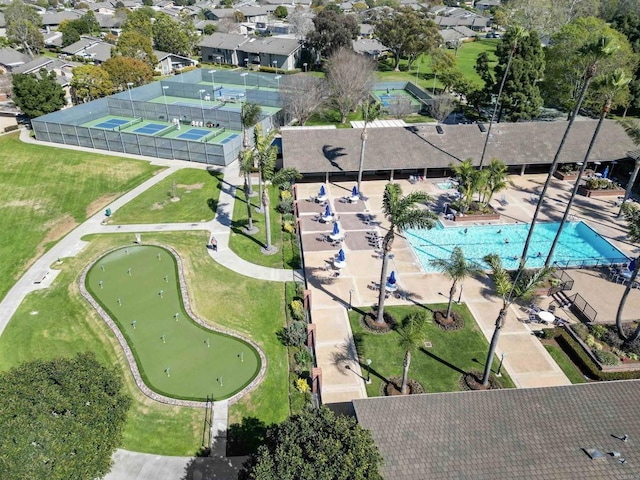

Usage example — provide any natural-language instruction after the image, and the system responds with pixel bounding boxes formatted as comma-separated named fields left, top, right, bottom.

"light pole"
left=303, top=62, right=308, bottom=73
left=433, top=72, right=437, bottom=95
left=244, top=58, right=249, bottom=70
left=272, top=59, right=277, bottom=75
left=199, top=89, right=206, bottom=123
left=348, top=289, right=353, bottom=310
left=216, top=55, right=221, bottom=67
left=240, top=72, right=248, bottom=102
left=274, top=74, right=281, bottom=90
left=162, top=85, right=169, bottom=105
left=496, top=352, right=506, bottom=377
left=208, top=69, right=216, bottom=90
left=365, top=358, right=372, bottom=384
left=126, top=82, right=135, bottom=118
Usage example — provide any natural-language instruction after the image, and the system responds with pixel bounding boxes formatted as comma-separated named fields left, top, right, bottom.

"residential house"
left=154, top=50, right=198, bottom=75
left=0, top=47, right=31, bottom=72
left=204, top=8, right=237, bottom=21
left=238, top=5, right=272, bottom=23
left=475, top=0, right=501, bottom=12
left=359, top=23, right=374, bottom=39
left=40, top=10, right=83, bottom=33
left=434, top=7, right=491, bottom=31
left=61, top=36, right=113, bottom=64
left=352, top=38, right=387, bottom=58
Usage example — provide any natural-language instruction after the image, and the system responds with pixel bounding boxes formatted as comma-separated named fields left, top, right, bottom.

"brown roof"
left=353, top=380, right=640, bottom=479
left=281, top=119, right=637, bottom=174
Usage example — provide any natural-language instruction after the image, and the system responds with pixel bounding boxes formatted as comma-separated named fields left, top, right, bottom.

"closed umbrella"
left=319, top=185, right=326, bottom=196
left=629, top=258, right=636, bottom=272
left=324, top=205, right=331, bottom=217
left=352, top=186, right=358, bottom=197
left=602, top=166, right=609, bottom=179
left=388, top=271, right=396, bottom=285
left=332, top=222, right=340, bottom=235
left=338, top=249, right=345, bottom=262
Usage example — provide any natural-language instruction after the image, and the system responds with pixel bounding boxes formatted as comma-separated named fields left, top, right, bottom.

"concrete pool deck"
left=297, top=174, right=640, bottom=404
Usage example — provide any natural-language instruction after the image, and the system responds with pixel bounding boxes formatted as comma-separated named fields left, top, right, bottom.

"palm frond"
left=395, top=209, right=436, bottom=232
left=619, top=119, right=640, bottom=146
left=241, top=102, right=262, bottom=129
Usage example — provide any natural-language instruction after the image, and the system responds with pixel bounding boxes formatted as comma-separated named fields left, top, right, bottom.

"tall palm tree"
left=520, top=35, right=619, bottom=267
left=478, top=26, right=527, bottom=169
left=357, top=100, right=381, bottom=197
left=397, top=312, right=428, bottom=395
left=481, top=254, right=553, bottom=386
left=618, top=120, right=640, bottom=218
left=429, top=247, right=482, bottom=320
left=238, top=148, right=258, bottom=234
left=376, top=183, right=436, bottom=324
left=240, top=102, right=262, bottom=197
left=450, top=159, right=482, bottom=213
left=546, top=69, right=631, bottom=267
left=616, top=203, right=640, bottom=340
left=481, top=158, right=511, bottom=206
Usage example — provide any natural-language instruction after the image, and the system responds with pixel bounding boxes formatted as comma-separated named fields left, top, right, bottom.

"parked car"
left=485, top=32, right=501, bottom=39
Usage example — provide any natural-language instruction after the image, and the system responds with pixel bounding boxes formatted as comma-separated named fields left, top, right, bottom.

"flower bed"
left=578, top=178, right=625, bottom=198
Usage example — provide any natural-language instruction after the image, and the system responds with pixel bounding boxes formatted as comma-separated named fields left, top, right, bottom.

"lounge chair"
left=499, top=194, right=508, bottom=206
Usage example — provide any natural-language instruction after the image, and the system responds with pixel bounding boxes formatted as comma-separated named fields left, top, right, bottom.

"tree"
left=289, top=10, right=314, bottom=41
left=203, top=24, right=217, bottom=35
left=113, top=30, right=157, bottom=69
left=153, top=12, right=191, bottom=56
left=376, top=183, right=436, bottom=324
left=240, top=103, right=262, bottom=197
left=616, top=202, right=640, bottom=341
left=543, top=17, right=637, bottom=115
left=430, top=48, right=457, bottom=94
left=385, top=96, right=413, bottom=119
left=12, top=69, right=65, bottom=118
left=450, top=159, right=483, bottom=213
left=618, top=119, right=640, bottom=216
left=397, top=312, right=428, bottom=394
left=240, top=406, right=383, bottom=480
left=0, top=353, right=131, bottom=480
left=481, top=255, right=553, bottom=386
left=545, top=68, right=631, bottom=266
left=70, top=65, right=114, bottom=104
left=61, top=26, right=80, bottom=47
left=505, top=0, right=600, bottom=37
left=373, top=7, right=441, bottom=71
left=429, top=247, right=482, bottom=320
left=357, top=100, right=381, bottom=196
left=274, top=5, right=288, bottom=18
left=5, top=0, right=44, bottom=57
left=521, top=34, right=621, bottom=266
left=481, top=158, right=511, bottom=206
left=429, top=94, right=456, bottom=123
left=325, top=48, right=376, bottom=123
left=281, top=74, right=327, bottom=126
left=239, top=149, right=258, bottom=234
left=102, top=56, right=154, bottom=91
left=306, top=9, right=358, bottom=59
left=611, top=10, right=640, bottom=115
left=121, top=7, right=154, bottom=38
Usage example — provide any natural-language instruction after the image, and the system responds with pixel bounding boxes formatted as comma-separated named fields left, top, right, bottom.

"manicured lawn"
left=229, top=184, right=300, bottom=270
left=0, top=232, right=289, bottom=455
left=349, top=303, right=514, bottom=395
left=86, top=245, right=261, bottom=400
left=544, top=344, right=587, bottom=384
left=112, top=168, right=222, bottom=224
left=0, top=133, right=160, bottom=301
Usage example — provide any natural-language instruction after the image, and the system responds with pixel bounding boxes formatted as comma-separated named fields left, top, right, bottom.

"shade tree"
left=70, top=65, right=114, bottom=103
left=5, top=0, right=44, bottom=57
left=281, top=74, right=327, bottom=126
left=102, top=56, right=154, bottom=91
left=12, top=69, right=65, bottom=117
left=397, top=312, right=428, bottom=394
left=306, top=9, right=358, bottom=59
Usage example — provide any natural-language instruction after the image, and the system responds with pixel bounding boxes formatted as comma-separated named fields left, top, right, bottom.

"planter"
left=565, top=325, right=640, bottom=373
left=554, top=171, right=579, bottom=181
left=454, top=212, right=501, bottom=222
left=578, top=186, right=625, bottom=198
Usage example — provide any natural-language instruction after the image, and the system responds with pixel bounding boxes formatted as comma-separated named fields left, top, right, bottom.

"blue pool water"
left=437, top=182, right=455, bottom=190
left=406, top=221, right=628, bottom=272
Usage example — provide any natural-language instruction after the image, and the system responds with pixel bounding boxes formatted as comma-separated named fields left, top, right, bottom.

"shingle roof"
left=198, top=32, right=248, bottom=50
left=353, top=380, right=640, bottom=479
left=240, top=37, right=301, bottom=55
left=40, top=10, right=82, bottom=25
left=0, top=47, right=30, bottom=68
left=281, top=120, right=637, bottom=173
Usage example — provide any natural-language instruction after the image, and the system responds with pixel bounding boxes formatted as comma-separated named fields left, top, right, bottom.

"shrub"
left=572, top=323, right=589, bottom=340
left=279, top=181, right=291, bottom=191
left=623, top=337, right=640, bottom=357
left=4, top=125, right=19, bottom=133
left=294, top=348, right=313, bottom=371
left=294, top=282, right=305, bottom=299
left=602, top=328, right=624, bottom=349
left=595, top=350, right=621, bottom=366
left=280, top=189, right=292, bottom=200
left=280, top=320, right=307, bottom=347
left=283, top=221, right=295, bottom=234
left=282, top=213, right=295, bottom=223
left=540, top=328, right=556, bottom=339
left=590, top=324, right=607, bottom=340
left=290, top=299, right=305, bottom=321
left=296, top=377, right=310, bottom=393
left=586, top=178, right=617, bottom=190
left=277, top=198, right=294, bottom=214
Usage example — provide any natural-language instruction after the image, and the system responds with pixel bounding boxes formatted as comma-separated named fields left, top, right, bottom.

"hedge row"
left=4, top=125, right=19, bottom=133
left=555, top=329, right=640, bottom=381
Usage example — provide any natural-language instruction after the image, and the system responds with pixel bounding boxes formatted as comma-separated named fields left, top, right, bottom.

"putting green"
left=85, top=245, right=260, bottom=401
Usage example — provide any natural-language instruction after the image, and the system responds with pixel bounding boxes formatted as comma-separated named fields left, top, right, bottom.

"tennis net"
left=118, top=117, right=143, bottom=131
left=201, top=127, right=225, bottom=142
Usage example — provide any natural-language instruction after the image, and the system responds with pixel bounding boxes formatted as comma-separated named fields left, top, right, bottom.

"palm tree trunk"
left=482, top=307, right=507, bottom=386
left=376, top=232, right=394, bottom=324
left=479, top=44, right=516, bottom=169
left=618, top=159, right=640, bottom=218
left=244, top=179, right=256, bottom=233
left=357, top=126, right=367, bottom=196
left=616, top=258, right=640, bottom=340
left=520, top=74, right=593, bottom=268
left=401, top=350, right=411, bottom=394
left=262, top=187, right=275, bottom=253
left=546, top=99, right=610, bottom=267
left=446, top=280, right=457, bottom=319
left=256, top=173, right=264, bottom=213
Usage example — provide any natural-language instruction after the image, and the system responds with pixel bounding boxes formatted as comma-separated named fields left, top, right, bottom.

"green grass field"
left=86, top=245, right=260, bottom=400
left=349, top=303, right=514, bottom=394
left=112, top=168, right=222, bottom=224
left=544, top=344, right=587, bottom=384
left=0, top=232, right=289, bottom=455
left=0, top=133, right=160, bottom=302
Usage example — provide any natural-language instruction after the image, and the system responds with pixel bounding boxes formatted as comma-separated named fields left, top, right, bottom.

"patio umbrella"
left=629, top=258, right=636, bottom=272
left=332, top=222, right=340, bottom=235
left=388, top=271, right=396, bottom=285
left=324, top=205, right=331, bottom=217
left=338, top=249, right=345, bottom=262
left=602, top=166, right=609, bottom=179
left=319, top=185, right=326, bottom=196
left=352, top=186, right=358, bottom=197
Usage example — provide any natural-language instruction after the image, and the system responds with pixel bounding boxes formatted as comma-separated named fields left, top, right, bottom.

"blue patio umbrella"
left=602, top=166, right=609, bottom=179
left=332, top=222, right=340, bottom=235
left=352, top=185, right=358, bottom=197
left=319, top=185, right=326, bottom=196
left=629, top=258, right=636, bottom=272
left=388, top=271, right=396, bottom=285
left=324, top=205, right=331, bottom=217
left=338, top=249, right=345, bottom=262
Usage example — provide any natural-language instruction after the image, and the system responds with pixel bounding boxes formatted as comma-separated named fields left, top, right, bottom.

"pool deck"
left=296, top=174, right=640, bottom=405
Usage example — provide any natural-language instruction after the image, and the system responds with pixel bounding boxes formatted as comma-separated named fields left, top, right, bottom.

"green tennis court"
left=85, top=245, right=261, bottom=401
left=373, top=89, right=421, bottom=107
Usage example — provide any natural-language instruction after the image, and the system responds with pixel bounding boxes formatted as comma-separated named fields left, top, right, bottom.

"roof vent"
left=478, top=123, right=487, bottom=133
left=436, top=125, right=444, bottom=135
left=583, top=448, right=606, bottom=460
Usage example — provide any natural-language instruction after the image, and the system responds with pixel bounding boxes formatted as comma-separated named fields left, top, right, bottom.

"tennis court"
left=94, top=118, right=129, bottom=129
left=373, top=89, right=421, bottom=108
left=220, top=133, right=239, bottom=144
left=132, top=123, right=170, bottom=135
left=176, top=128, right=210, bottom=140
left=172, top=101, right=220, bottom=110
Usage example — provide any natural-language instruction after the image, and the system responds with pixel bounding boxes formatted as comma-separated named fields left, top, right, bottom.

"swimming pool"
left=437, top=181, right=455, bottom=190
left=406, top=221, right=628, bottom=272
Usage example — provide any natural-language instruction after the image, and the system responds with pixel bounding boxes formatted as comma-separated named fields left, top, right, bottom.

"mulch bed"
left=460, top=369, right=503, bottom=391
left=433, top=310, right=465, bottom=331
left=361, top=311, right=397, bottom=334
left=382, top=376, right=425, bottom=396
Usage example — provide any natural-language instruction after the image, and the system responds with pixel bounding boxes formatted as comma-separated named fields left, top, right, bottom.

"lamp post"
left=199, top=89, right=206, bottom=123
left=162, top=85, right=169, bottom=105
left=240, top=72, right=248, bottom=102
left=303, top=62, right=308, bottom=73
left=208, top=69, right=216, bottom=90
left=274, top=74, right=281, bottom=90
left=365, top=358, right=372, bottom=384
left=348, top=289, right=353, bottom=310
left=496, top=352, right=506, bottom=377
left=272, top=59, right=278, bottom=75
left=126, top=82, right=135, bottom=118
left=244, top=58, right=249, bottom=70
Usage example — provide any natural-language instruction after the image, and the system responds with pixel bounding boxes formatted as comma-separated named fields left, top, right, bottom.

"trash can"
left=105, top=208, right=112, bottom=217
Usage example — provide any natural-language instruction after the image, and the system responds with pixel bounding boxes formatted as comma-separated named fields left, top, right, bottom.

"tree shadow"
left=322, top=144, right=347, bottom=170
left=180, top=452, right=246, bottom=480
left=230, top=218, right=266, bottom=249
left=227, top=416, right=268, bottom=456
left=207, top=198, right=218, bottom=213
left=421, top=348, right=467, bottom=375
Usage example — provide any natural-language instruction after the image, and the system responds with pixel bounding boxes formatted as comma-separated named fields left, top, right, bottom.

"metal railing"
left=569, top=293, right=598, bottom=324
left=552, top=256, right=628, bottom=270
left=548, top=267, right=575, bottom=295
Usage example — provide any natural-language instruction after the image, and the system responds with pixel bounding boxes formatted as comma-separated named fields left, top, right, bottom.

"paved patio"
left=296, top=174, right=640, bottom=404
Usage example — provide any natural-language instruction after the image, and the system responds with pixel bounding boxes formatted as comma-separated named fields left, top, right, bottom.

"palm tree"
left=238, top=148, right=258, bottom=234
left=618, top=120, right=640, bottom=218
left=376, top=183, right=436, bottom=324
left=546, top=69, right=631, bottom=267
left=479, top=26, right=527, bottom=169
left=520, top=35, right=619, bottom=267
left=616, top=203, right=640, bottom=340
left=397, top=311, right=428, bottom=394
left=240, top=102, right=262, bottom=197
left=481, top=254, right=553, bottom=386
left=450, top=159, right=482, bottom=213
left=357, top=100, right=381, bottom=197
left=429, top=247, right=482, bottom=320
left=255, top=124, right=300, bottom=255
left=482, top=158, right=511, bottom=207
